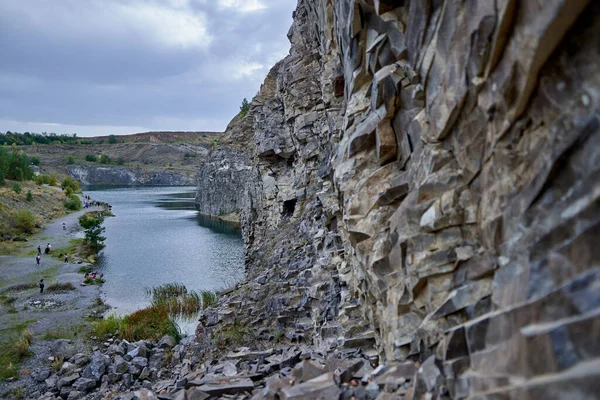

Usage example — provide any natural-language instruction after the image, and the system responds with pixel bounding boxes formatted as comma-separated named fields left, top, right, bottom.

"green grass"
left=212, top=324, right=254, bottom=349
left=2, top=282, right=37, bottom=292
left=0, top=241, right=27, bottom=256
left=46, top=281, right=75, bottom=292
left=0, top=294, right=18, bottom=314
left=144, top=283, right=217, bottom=319
left=0, top=321, right=35, bottom=381
left=93, top=314, right=123, bottom=337
left=93, top=307, right=180, bottom=343
left=50, top=238, right=84, bottom=260
left=201, top=290, right=218, bottom=308
left=42, top=324, right=85, bottom=340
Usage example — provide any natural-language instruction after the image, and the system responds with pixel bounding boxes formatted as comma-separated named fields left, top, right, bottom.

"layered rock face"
left=198, top=0, right=600, bottom=397
left=195, top=114, right=253, bottom=221
left=67, top=165, right=194, bottom=186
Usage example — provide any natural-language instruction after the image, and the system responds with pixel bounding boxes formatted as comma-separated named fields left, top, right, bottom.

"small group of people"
left=84, top=271, right=103, bottom=280
left=35, top=243, right=68, bottom=265
left=40, top=243, right=52, bottom=254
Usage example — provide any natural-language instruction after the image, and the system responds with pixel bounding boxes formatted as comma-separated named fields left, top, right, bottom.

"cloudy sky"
left=0, top=0, right=296, bottom=136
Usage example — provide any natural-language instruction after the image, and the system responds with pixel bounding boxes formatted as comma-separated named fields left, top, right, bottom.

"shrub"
left=64, top=194, right=82, bottom=211
left=85, top=154, right=97, bottom=162
left=26, top=190, right=32, bottom=201
left=108, top=135, right=117, bottom=144
left=0, top=172, right=4, bottom=186
left=30, top=156, right=40, bottom=166
left=14, top=209, right=35, bottom=233
left=66, top=156, right=75, bottom=165
left=61, top=176, right=80, bottom=193
left=99, top=154, right=111, bottom=164
left=34, top=174, right=49, bottom=185
left=48, top=173, right=57, bottom=186
left=15, top=330, right=32, bottom=358
left=51, top=357, right=64, bottom=372
left=12, top=182, right=22, bottom=194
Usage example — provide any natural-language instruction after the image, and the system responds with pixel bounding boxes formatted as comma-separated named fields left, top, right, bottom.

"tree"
left=108, top=135, right=117, bottom=144
left=239, top=98, right=249, bottom=117
left=79, top=214, right=106, bottom=252
left=26, top=190, right=33, bottom=201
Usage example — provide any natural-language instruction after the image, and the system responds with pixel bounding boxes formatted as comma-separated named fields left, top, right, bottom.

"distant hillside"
left=93, top=131, right=221, bottom=144
left=6, top=130, right=227, bottom=186
left=0, top=130, right=222, bottom=146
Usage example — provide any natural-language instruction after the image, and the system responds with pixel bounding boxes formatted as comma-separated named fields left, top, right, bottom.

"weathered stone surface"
left=190, top=0, right=600, bottom=399
left=72, top=377, right=96, bottom=392
left=195, top=377, right=254, bottom=396
left=280, top=372, right=342, bottom=400
left=82, top=351, right=109, bottom=382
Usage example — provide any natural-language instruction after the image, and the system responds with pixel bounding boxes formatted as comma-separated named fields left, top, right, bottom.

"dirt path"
left=0, top=204, right=109, bottom=388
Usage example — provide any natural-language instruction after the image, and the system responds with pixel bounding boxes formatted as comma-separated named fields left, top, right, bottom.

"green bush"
left=48, top=173, right=57, bottom=186
left=99, top=154, right=111, bottom=164
left=0, top=172, right=4, bottom=186
left=64, top=194, right=82, bottom=211
left=12, top=182, right=22, bottom=194
left=85, top=154, right=97, bottom=162
left=108, top=135, right=117, bottom=144
left=26, top=190, right=32, bottom=201
left=66, top=156, right=75, bottom=165
left=61, top=176, right=80, bottom=193
left=34, top=174, right=49, bottom=185
left=14, top=209, right=35, bottom=233
left=30, top=156, right=40, bottom=166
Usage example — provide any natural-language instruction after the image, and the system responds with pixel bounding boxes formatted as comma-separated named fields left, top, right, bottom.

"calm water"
left=84, top=186, right=244, bottom=333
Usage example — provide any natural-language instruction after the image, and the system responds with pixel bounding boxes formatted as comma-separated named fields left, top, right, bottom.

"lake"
left=84, top=186, right=244, bottom=334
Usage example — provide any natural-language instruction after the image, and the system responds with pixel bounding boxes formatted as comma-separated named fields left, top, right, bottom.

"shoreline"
left=0, top=203, right=107, bottom=388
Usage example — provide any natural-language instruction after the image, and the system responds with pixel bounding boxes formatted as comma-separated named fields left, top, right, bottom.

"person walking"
left=64, top=254, right=68, bottom=263
left=37, top=245, right=41, bottom=255
left=39, top=279, right=45, bottom=294
left=36, top=255, right=41, bottom=265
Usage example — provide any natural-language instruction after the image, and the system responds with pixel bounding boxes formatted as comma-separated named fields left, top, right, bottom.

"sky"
left=0, top=0, right=297, bottom=136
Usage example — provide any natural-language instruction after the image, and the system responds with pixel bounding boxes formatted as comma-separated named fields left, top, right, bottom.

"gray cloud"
left=0, top=0, right=296, bottom=135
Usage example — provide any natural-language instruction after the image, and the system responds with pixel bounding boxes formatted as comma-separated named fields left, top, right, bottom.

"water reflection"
left=194, top=214, right=241, bottom=235
left=84, top=186, right=244, bottom=335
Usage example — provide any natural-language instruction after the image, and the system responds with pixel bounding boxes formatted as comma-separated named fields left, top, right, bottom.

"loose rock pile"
left=32, top=330, right=448, bottom=400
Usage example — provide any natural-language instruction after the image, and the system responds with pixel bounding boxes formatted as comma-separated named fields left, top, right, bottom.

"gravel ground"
left=0, top=205, right=109, bottom=396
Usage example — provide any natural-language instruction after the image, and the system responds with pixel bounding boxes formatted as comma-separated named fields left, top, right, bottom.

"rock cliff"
left=66, top=165, right=194, bottom=186
left=197, top=0, right=600, bottom=397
